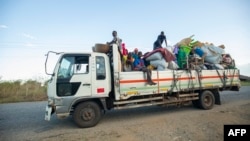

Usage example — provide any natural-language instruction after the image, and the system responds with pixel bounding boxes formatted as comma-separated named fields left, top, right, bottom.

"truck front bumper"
left=45, top=105, right=52, bottom=121
left=45, top=98, right=56, bottom=121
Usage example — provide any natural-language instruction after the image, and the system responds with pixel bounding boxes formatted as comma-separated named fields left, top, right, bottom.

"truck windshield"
left=57, top=55, right=90, bottom=79
left=57, top=56, right=74, bottom=79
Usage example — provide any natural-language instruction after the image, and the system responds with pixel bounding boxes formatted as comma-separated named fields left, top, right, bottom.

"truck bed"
left=115, top=69, right=240, bottom=100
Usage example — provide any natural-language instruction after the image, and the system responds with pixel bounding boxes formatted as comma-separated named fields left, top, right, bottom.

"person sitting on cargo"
left=132, top=48, right=139, bottom=60
left=133, top=51, right=156, bottom=85
left=143, top=52, right=156, bottom=71
left=153, top=31, right=167, bottom=50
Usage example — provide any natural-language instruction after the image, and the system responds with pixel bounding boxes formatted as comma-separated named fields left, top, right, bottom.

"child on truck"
left=123, top=52, right=134, bottom=71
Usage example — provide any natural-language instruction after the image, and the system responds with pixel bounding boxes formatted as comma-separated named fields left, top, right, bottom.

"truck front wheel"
left=73, top=101, right=101, bottom=128
left=199, top=90, right=215, bottom=110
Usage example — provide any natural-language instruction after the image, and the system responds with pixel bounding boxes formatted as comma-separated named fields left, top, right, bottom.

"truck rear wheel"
left=199, top=90, right=215, bottom=110
left=73, top=101, right=101, bottom=128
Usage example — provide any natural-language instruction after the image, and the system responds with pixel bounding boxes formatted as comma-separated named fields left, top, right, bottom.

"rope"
left=195, top=69, right=202, bottom=91
left=169, top=69, right=179, bottom=95
left=215, top=69, right=226, bottom=90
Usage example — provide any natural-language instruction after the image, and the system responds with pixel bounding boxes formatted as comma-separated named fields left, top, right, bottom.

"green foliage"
left=0, top=80, right=48, bottom=103
left=241, top=81, right=250, bottom=86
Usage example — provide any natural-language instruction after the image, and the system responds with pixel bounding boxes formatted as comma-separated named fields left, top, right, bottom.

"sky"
left=0, top=0, right=250, bottom=81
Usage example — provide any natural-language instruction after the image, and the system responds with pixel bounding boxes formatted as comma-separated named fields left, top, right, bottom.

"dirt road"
left=0, top=86, right=250, bottom=141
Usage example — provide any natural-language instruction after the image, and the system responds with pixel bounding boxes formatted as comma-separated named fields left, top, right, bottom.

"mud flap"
left=214, top=91, right=221, bottom=105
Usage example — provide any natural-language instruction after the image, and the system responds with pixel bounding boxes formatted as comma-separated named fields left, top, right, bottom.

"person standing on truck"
left=153, top=31, right=167, bottom=50
left=133, top=51, right=156, bottom=85
left=107, top=30, right=123, bottom=63
left=107, top=30, right=122, bottom=53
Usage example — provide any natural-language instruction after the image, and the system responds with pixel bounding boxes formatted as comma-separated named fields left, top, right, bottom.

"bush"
left=0, top=80, right=48, bottom=103
left=241, top=81, right=250, bottom=86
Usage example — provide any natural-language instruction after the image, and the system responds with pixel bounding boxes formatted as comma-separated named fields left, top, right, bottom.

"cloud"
left=22, top=33, right=36, bottom=40
left=238, top=63, right=250, bottom=76
left=24, top=42, right=35, bottom=47
left=0, top=25, right=8, bottom=29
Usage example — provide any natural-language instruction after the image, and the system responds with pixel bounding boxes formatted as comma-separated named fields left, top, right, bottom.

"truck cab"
left=45, top=51, right=112, bottom=127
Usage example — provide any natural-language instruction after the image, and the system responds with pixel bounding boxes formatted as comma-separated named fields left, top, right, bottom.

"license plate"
left=45, top=106, right=52, bottom=121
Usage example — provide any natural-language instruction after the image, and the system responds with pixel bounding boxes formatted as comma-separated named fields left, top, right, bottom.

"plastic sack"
left=177, top=48, right=187, bottom=69
left=157, top=65, right=166, bottom=71
left=201, top=45, right=225, bottom=56
left=145, top=52, right=162, bottom=61
left=150, top=59, right=168, bottom=69
left=205, top=55, right=222, bottom=64
left=168, top=61, right=179, bottom=70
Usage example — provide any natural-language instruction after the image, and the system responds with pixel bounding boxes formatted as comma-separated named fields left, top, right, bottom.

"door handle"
left=82, top=83, right=91, bottom=86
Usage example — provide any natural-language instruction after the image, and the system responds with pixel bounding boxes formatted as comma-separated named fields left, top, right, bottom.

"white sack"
left=145, top=52, right=162, bottom=61
left=201, top=45, right=225, bottom=57
left=150, top=59, right=168, bottom=68
left=205, top=55, right=222, bottom=64
left=168, top=61, right=179, bottom=70
left=157, top=65, right=166, bottom=71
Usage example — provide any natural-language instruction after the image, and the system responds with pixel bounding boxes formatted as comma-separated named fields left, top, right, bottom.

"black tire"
left=73, top=101, right=101, bottom=128
left=199, top=90, right=215, bottom=110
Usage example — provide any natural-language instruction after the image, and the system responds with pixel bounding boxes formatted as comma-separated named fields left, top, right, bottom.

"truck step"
left=113, top=93, right=199, bottom=110
left=178, top=93, right=198, bottom=97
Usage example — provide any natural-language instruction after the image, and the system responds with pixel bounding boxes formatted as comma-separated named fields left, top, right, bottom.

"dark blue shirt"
left=153, top=35, right=166, bottom=50
left=157, top=34, right=166, bottom=44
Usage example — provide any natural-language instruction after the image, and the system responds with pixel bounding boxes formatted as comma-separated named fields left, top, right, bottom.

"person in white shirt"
left=107, top=30, right=123, bottom=70
left=107, top=30, right=122, bottom=53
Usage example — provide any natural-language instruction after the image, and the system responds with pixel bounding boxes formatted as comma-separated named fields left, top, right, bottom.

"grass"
left=0, top=80, right=47, bottom=103
left=241, top=81, right=250, bottom=86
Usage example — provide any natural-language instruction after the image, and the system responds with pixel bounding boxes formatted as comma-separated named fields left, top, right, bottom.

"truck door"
left=91, top=56, right=110, bottom=97
left=56, top=54, right=91, bottom=97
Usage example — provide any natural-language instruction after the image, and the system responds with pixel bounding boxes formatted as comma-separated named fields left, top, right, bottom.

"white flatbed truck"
left=44, top=44, right=241, bottom=128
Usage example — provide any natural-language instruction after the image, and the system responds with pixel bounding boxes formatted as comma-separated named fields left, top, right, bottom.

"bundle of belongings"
left=143, top=48, right=178, bottom=71
left=121, top=35, right=235, bottom=72
left=173, top=35, right=235, bottom=70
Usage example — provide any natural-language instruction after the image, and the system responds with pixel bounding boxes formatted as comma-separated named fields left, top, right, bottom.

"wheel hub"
left=81, top=108, right=95, bottom=121
left=204, top=96, right=211, bottom=106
